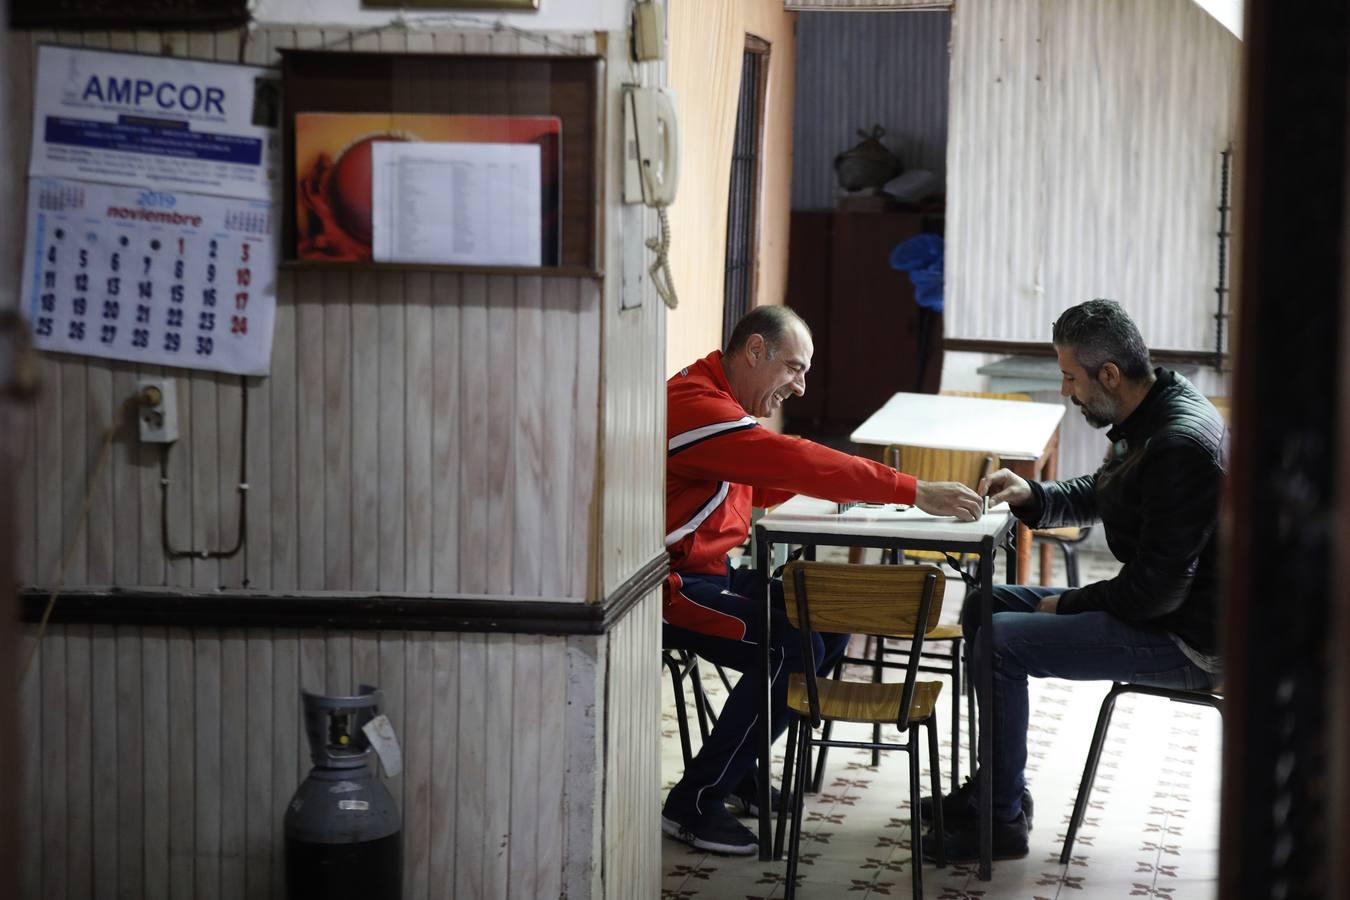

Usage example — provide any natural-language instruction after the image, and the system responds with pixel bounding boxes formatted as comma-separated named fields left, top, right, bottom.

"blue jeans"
left=662, top=565, right=850, bottom=817
left=964, top=584, right=1218, bottom=820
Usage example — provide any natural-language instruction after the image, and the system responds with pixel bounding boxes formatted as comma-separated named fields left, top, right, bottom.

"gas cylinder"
left=284, top=685, right=402, bottom=900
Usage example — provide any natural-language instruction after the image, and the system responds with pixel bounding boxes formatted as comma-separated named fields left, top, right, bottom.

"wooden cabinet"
left=783, top=209, right=944, bottom=436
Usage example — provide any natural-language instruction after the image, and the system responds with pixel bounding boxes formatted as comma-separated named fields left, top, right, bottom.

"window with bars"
left=722, top=36, right=770, bottom=348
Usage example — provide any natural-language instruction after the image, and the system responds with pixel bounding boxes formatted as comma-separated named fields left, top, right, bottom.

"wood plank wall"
left=601, top=590, right=662, bottom=898
left=665, top=0, right=799, bottom=377
left=944, top=0, right=1241, bottom=352
left=8, top=19, right=665, bottom=900
left=17, top=622, right=597, bottom=900
left=6, top=25, right=600, bottom=601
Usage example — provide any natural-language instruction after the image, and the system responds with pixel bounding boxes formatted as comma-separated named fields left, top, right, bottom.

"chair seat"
left=787, top=674, right=942, bottom=724
left=922, top=623, right=962, bottom=642
left=1033, top=526, right=1085, bottom=541
left=904, top=548, right=976, bottom=563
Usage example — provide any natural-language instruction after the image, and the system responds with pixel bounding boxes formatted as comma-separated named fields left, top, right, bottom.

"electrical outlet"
left=137, top=377, right=179, bottom=443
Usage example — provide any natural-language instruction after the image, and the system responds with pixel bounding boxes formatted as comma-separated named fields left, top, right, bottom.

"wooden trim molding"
left=943, top=337, right=1229, bottom=369
left=18, top=551, right=668, bottom=636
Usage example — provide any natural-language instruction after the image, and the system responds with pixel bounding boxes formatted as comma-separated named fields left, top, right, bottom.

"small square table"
left=754, top=496, right=1018, bottom=880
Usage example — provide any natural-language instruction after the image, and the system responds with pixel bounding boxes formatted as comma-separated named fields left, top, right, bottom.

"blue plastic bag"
left=889, top=233, right=944, bottom=313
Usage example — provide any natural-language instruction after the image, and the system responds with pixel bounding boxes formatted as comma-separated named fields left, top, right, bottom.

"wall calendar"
left=20, top=44, right=279, bottom=376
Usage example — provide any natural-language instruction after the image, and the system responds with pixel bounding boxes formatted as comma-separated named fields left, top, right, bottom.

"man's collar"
left=1106, top=367, right=1171, bottom=444
left=703, top=349, right=734, bottom=394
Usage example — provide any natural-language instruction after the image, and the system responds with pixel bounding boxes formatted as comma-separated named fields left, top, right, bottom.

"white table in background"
left=850, top=391, right=1066, bottom=583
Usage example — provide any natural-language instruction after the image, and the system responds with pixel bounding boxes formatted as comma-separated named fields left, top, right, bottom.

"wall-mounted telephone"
left=623, top=86, right=680, bottom=207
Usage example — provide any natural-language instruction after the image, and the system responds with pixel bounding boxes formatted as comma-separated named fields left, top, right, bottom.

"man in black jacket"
left=923, top=299, right=1227, bottom=860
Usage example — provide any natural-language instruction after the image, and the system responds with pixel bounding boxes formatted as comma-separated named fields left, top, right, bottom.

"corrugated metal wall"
left=792, top=10, right=951, bottom=209
left=787, top=0, right=952, bottom=10
left=944, top=0, right=1241, bottom=352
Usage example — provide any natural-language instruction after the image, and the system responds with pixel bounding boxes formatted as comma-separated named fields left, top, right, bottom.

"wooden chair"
left=808, top=444, right=989, bottom=795
left=1059, top=682, right=1223, bottom=863
left=776, top=562, right=948, bottom=899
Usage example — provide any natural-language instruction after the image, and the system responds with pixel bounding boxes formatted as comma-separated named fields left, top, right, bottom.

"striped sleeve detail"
left=668, top=416, right=757, bottom=456
left=664, top=482, right=730, bottom=547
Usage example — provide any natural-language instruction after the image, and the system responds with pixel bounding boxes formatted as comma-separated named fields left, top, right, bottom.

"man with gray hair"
left=920, top=298, right=1227, bottom=861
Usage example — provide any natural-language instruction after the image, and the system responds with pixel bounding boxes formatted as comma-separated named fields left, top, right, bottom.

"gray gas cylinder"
left=284, top=685, right=402, bottom=900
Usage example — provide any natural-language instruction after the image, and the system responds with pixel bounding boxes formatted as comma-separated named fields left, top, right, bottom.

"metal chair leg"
left=871, top=636, right=885, bottom=766
left=926, top=716, right=946, bottom=868
left=1064, top=542, right=1081, bottom=588
left=714, top=662, right=734, bottom=693
left=810, top=658, right=844, bottom=793
left=908, top=725, right=925, bottom=900
left=663, top=653, right=694, bottom=767
left=687, top=657, right=712, bottom=744
left=785, top=725, right=812, bottom=900
left=950, top=641, right=962, bottom=794
left=774, top=717, right=799, bottom=860
left=965, top=643, right=977, bottom=783
left=1060, top=683, right=1123, bottom=864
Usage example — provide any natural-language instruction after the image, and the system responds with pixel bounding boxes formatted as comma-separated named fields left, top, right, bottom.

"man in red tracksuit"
left=661, top=305, right=984, bottom=855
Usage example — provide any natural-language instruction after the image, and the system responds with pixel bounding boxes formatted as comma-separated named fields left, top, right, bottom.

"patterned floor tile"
left=661, top=549, right=1221, bottom=899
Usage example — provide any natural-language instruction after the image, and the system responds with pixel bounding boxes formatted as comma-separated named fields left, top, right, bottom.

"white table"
left=753, top=495, right=1019, bottom=881
left=850, top=392, right=1066, bottom=583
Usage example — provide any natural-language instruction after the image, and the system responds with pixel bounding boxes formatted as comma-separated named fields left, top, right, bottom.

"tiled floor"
left=660, top=549, right=1221, bottom=899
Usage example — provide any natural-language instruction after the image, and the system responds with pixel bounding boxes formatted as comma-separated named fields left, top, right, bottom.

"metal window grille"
left=722, top=39, right=769, bottom=348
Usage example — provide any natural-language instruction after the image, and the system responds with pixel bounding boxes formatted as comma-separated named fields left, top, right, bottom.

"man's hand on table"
left=1036, top=595, right=1060, bottom=613
left=914, top=480, right=985, bottom=522
left=979, top=468, right=1033, bottom=507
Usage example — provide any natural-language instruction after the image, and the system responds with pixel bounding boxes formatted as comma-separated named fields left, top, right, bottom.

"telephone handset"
left=624, top=86, right=680, bottom=207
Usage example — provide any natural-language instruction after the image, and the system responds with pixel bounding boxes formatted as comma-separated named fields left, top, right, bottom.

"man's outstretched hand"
left=978, top=468, right=1033, bottom=508
left=914, top=480, right=984, bottom=522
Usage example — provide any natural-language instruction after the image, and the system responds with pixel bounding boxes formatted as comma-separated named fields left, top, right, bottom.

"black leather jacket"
left=1015, top=368, right=1227, bottom=655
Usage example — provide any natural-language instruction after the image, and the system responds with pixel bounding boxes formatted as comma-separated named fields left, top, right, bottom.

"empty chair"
left=776, top=561, right=948, bottom=899
left=1059, top=682, right=1224, bottom=863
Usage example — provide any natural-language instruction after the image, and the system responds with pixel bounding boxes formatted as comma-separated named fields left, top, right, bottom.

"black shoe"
left=661, top=802, right=759, bottom=856
left=919, top=781, right=1035, bottom=832
left=725, top=782, right=783, bottom=818
left=922, top=810, right=1030, bottom=863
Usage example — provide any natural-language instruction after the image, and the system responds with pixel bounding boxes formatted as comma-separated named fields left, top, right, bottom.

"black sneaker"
left=725, top=782, right=783, bottom=818
left=922, top=810, right=1030, bottom=863
left=919, top=781, right=1035, bottom=832
left=661, top=803, right=759, bottom=856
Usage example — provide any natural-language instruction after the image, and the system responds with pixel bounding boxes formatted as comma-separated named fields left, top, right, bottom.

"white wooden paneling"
left=602, top=592, right=662, bottom=900
left=19, top=624, right=613, bottom=900
left=9, top=19, right=669, bottom=900
left=945, top=0, right=1241, bottom=352
left=7, top=25, right=605, bottom=599
left=600, top=33, right=665, bottom=600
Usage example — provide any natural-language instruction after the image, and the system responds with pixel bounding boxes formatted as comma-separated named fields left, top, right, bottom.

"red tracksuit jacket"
left=664, top=350, right=918, bottom=637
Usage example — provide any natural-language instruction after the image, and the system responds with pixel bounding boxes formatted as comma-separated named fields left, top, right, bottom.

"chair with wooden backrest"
left=807, top=444, right=990, bottom=795
left=945, top=389, right=1092, bottom=587
left=776, top=562, right=948, bottom=899
left=660, top=648, right=720, bottom=769
left=1059, top=682, right=1223, bottom=863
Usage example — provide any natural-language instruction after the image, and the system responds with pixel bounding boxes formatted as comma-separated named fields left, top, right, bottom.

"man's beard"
left=1073, top=395, right=1116, bottom=429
